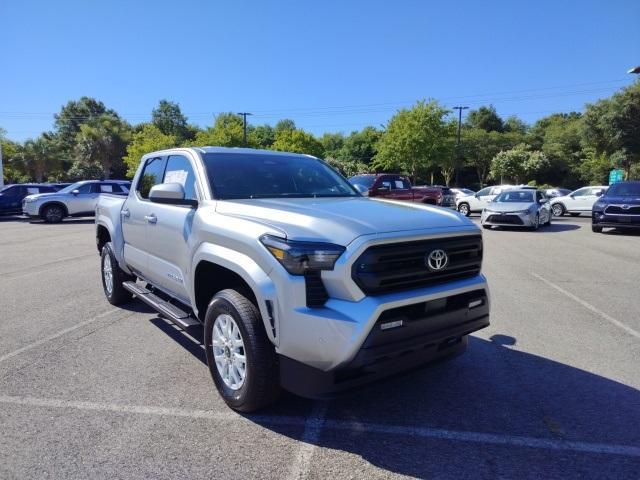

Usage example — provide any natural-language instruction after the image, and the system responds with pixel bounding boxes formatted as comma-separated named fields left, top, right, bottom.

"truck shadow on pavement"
left=149, top=316, right=640, bottom=479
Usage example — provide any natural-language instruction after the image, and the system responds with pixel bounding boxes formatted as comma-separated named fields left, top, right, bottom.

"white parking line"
left=286, top=402, right=328, bottom=480
left=0, top=394, right=639, bottom=458
left=531, top=272, right=640, bottom=340
left=0, top=308, right=120, bottom=363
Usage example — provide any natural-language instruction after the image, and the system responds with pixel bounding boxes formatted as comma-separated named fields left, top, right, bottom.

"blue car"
left=592, top=181, right=640, bottom=233
left=0, top=184, right=57, bottom=216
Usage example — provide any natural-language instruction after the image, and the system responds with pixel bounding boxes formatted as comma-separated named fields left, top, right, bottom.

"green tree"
left=504, top=116, right=528, bottom=134
left=17, top=133, right=62, bottom=182
left=54, top=97, right=117, bottom=151
left=275, top=119, right=296, bottom=133
left=373, top=100, right=453, bottom=181
left=75, top=115, right=131, bottom=178
left=337, top=127, right=381, bottom=164
left=123, top=124, right=178, bottom=177
left=151, top=100, right=192, bottom=142
left=319, top=132, right=345, bottom=159
left=466, top=105, right=504, bottom=132
left=490, top=144, right=549, bottom=184
left=250, top=125, right=276, bottom=149
left=194, top=113, right=245, bottom=147
left=271, top=128, right=324, bottom=157
left=581, top=81, right=640, bottom=179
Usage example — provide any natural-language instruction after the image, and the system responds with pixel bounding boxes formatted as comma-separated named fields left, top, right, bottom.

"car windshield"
left=349, top=175, right=376, bottom=189
left=0, top=185, right=14, bottom=193
left=203, top=153, right=359, bottom=200
left=57, top=181, right=87, bottom=194
left=494, top=191, right=534, bottom=203
left=606, top=183, right=640, bottom=196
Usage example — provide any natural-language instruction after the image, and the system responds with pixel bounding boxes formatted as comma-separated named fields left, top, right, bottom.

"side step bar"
left=123, top=281, right=200, bottom=328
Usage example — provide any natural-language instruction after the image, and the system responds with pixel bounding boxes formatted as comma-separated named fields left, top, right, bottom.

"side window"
left=590, top=188, right=603, bottom=196
left=572, top=188, right=588, bottom=197
left=137, top=157, right=167, bottom=199
left=26, top=187, right=40, bottom=195
left=76, top=183, right=93, bottom=194
left=164, top=155, right=198, bottom=200
left=536, top=191, right=544, bottom=202
left=100, top=184, right=115, bottom=193
left=380, top=180, right=392, bottom=189
left=476, top=187, right=491, bottom=196
left=399, top=178, right=411, bottom=189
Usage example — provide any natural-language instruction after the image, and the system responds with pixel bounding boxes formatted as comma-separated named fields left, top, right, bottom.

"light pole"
left=627, top=66, right=640, bottom=74
left=452, top=106, right=468, bottom=187
left=0, top=141, right=3, bottom=188
left=237, top=112, right=253, bottom=147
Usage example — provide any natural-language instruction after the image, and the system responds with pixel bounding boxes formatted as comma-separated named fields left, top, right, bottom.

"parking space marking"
left=531, top=272, right=640, bottom=340
left=286, top=402, right=328, bottom=480
left=0, top=308, right=120, bottom=363
left=1, top=394, right=639, bottom=458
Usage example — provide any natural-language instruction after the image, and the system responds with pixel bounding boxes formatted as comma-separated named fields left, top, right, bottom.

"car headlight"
left=260, top=235, right=345, bottom=275
left=512, top=209, right=531, bottom=214
left=24, top=197, right=37, bottom=203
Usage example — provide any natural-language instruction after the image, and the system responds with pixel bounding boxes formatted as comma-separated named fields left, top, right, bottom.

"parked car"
left=550, top=186, right=608, bottom=217
left=456, top=185, right=515, bottom=216
left=545, top=188, right=571, bottom=198
left=348, top=174, right=443, bottom=205
left=0, top=183, right=57, bottom=215
left=23, top=180, right=131, bottom=223
left=481, top=189, right=552, bottom=230
left=592, top=181, right=640, bottom=233
left=48, top=183, right=72, bottom=191
left=96, top=147, right=490, bottom=412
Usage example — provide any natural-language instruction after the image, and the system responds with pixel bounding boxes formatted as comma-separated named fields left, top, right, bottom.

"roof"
left=193, top=146, right=318, bottom=159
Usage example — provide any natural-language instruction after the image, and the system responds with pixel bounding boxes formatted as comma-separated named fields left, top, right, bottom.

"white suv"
left=456, top=185, right=514, bottom=216
left=550, top=186, right=608, bottom=217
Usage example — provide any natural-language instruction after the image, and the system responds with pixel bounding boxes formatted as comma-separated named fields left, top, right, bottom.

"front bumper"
left=592, top=211, right=640, bottom=229
left=22, top=201, right=40, bottom=217
left=481, top=210, right=534, bottom=227
left=278, top=277, right=489, bottom=397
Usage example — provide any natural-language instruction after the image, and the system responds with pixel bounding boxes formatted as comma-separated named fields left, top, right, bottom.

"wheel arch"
left=39, top=201, right=68, bottom=218
left=191, top=245, right=278, bottom=345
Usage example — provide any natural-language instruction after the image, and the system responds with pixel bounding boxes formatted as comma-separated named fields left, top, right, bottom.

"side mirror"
left=595, top=191, right=603, bottom=197
left=72, top=189, right=80, bottom=196
left=539, top=198, right=546, bottom=204
left=149, top=183, right=198, bottom=207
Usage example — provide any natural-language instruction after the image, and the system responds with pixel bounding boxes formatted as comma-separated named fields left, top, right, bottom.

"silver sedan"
left=481, top=189, right=552, bottom=230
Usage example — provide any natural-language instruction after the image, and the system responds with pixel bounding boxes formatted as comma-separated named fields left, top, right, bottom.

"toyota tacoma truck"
left=95, top=147, right=490, bottom=412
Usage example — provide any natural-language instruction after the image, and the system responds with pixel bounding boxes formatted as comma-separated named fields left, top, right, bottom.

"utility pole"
left=237, top=112, right=253, bottom=147
left=452, top=106, right=468, bottom=187
left=0, top=141, right=3, bottom=188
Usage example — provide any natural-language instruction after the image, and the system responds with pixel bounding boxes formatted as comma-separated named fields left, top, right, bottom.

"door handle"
left=144, top=214, right=157, bottom=224
left=121, top=209, right=130, bottom=218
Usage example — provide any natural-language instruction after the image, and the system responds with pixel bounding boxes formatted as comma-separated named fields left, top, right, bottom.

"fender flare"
left=191, top=243, right=278, bottom=345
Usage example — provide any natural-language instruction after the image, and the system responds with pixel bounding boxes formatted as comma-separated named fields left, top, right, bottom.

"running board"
left=123, top=281, right=200, bottom=328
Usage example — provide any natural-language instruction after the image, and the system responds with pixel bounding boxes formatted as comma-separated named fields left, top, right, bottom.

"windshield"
left=203, top=153, right=359, bottom=200
left=0, top=185, right=13, bottom=193
left=349, top=175, right=376, bottom=189
left=606, top=183, right=640, bottom=196
left=57, top=181, right=86, bottom=194
left=494, top=191, right=534, bottom=203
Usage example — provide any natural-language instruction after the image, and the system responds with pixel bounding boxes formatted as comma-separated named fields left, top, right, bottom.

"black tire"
left=569, top=212, right=580, bottom=217
left=42, top=204, right=65, bottom=223
left=531, top=214, right=540, bottom=231
left=551, top=203, right=565, bottom=217
left=458, top=203, right=470, bottom=216
left=544, top=211, right=552, bottom=226
left=100, top=242, right=134, bottom=305
left=204, top=289, right=280, bottom=412
left=482, top=224, right=491, bottom=230
left=592, top=224, right=603, bottom=233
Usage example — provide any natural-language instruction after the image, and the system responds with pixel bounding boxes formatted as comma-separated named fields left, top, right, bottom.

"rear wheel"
left=458, top=203, right=470, bottom=216
left=101, top=242, right=134, bottom=305
left=43, top=204, right=65, bottom=223
left=551, top=203, right=565, bottom=217
left=204, top=289, right=280, bottom=412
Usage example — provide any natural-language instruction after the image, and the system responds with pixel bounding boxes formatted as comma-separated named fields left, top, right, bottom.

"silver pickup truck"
left=95, top=147, right=490, bottom=412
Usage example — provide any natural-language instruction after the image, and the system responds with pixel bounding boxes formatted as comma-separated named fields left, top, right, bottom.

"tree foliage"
left=123, top=124, right=178, bottom=177
left=271, top=128, right=324, bottom=157
left=151, top=100, right=192, bottom=142
left=466, top=105, right=504, bottom=133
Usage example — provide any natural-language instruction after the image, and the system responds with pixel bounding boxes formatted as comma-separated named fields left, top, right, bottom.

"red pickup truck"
left=349, top=174, right=443, bottom=205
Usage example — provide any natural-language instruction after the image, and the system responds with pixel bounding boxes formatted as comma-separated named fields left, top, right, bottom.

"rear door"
left=122, top=156, right=167, bottom=275
left=144, top=153, right=201, bottom=301
left=0, top=186, right=23, bottom=213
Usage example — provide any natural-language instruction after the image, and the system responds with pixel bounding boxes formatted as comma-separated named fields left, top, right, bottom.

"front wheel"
left=531, top=214, right=540, bottom=231
left=458, top=203, right=470, bottom=216
left=43, top=204, right=65, bottom=223
left=204, top=289, right=280, bottom=412
left=592, top=225, right=603, bottom=233
left=569, top=212, right=580, bottom=217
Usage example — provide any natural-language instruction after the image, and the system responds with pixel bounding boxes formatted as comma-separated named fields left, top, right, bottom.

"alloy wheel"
left=212, top=314, right=247, bottom=390
left=102, top=254, right=113, bottom=295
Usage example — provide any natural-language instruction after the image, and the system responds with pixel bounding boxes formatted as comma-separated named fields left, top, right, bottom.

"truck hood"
left=600, top=195, right=640, bottom=204
left=215, top=197, right=475, bottom=245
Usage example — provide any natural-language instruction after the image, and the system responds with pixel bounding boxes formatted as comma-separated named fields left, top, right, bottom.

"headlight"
left=260, top=235, right=345, bottom=275
left=24, top=197, right=37, bottom=203
left=512, top=209, right=531, bottom=214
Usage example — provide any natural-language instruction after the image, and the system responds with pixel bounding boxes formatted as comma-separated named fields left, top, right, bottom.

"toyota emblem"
left=426, top=249, right=448, bottom=271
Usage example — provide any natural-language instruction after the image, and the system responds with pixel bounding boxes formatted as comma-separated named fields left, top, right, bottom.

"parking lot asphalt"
left=0, top=215, right=638, bottom=479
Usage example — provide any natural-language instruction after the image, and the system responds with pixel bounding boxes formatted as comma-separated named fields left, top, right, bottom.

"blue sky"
left=1, top=0, right=638, bottom=141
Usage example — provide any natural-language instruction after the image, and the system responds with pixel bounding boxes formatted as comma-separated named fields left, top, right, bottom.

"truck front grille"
left=352, top=235, right=482, bottom=295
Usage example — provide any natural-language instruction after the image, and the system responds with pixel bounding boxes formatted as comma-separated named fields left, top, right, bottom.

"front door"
left=67, top=183, right=100, bottom=215
left=144, top=153, right=201, bottom=302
